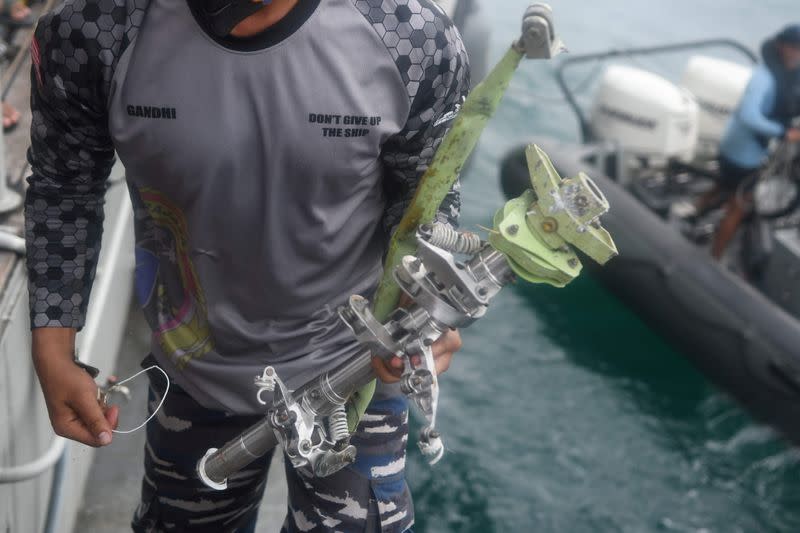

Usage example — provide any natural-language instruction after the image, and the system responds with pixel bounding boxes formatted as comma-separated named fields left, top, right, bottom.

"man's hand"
left=372, top=329, right=463, bottom=383
left=786, top=128, right=800, bottom=143
left=32, top=328, right=118, bottom=447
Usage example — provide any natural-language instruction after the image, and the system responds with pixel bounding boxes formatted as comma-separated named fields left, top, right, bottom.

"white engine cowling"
left=591, top=65, right=699, bottom=161
left=681, top=55, right=752, bottom=156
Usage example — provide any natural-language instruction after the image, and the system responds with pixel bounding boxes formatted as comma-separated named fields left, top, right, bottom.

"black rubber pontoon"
left=501, top=140, right=800, bottom=445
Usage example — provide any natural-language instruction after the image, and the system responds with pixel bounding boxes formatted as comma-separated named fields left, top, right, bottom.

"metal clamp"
left=400, top=342, right=444, bottom=464
left=257, top=366, right=357, bottom=478
left=340, top=226, right=512, bottom=465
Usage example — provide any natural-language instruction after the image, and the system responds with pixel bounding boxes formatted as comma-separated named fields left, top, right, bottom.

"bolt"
left=568, top=259, right=579, bottom=269
left=506, top=224, right=519, bottom=236
left=541, top=218, right=558, bottom=233
left=423, top=338, right=434, bottom=347
left=477, top=287, right=488, bottom=297
left=299, top=440, right=312, bottom=454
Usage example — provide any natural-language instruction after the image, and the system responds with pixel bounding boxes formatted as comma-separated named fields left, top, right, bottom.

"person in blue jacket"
left=708, top=25, right=800, bottom=259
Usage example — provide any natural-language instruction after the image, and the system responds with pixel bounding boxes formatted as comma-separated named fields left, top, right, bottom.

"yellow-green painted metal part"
left=371, top=46, right=525, bottom=322
left=524, top=145, right=617, bottom=265
left=489, top=190, right=580, bottom=287
left=346, top=47, right=526, bottom=431
left=345, top=9, right=617, bottom=430
left=347, top=144, right=620, bottom=429
left=490, top=145, right=618, bottom=287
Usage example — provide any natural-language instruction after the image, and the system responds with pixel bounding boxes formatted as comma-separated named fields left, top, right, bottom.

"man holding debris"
left=26, top=0, right=468, bottom=530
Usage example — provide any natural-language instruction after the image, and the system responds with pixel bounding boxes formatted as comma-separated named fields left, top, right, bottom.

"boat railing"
left=0, top=3, right=99, bottom=533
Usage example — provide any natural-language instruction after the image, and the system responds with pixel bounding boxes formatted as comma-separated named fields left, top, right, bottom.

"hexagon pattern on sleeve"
left=352, top=0, right=470, bottom=233
left=25, top=0, right=149, bottom=329
left=24, top=0, right=468, bottom=329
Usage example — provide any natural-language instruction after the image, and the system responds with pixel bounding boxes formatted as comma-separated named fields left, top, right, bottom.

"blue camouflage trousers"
left=130, top=360, right=414, bottom=532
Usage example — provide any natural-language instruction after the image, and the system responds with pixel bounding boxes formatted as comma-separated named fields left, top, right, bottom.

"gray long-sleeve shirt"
left=25, top=0, right=469, bottom=413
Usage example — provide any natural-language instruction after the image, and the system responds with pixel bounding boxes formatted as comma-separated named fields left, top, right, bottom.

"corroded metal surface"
left=372, top=46, right=524, bottom=322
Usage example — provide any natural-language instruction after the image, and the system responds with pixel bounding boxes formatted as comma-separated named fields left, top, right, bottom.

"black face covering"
left=200, top=1, right=268, bottom=37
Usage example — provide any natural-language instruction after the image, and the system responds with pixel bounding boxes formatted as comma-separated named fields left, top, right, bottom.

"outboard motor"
left=589, top=65, right=700, bottom=217
left=590, top=65, right=700, bottom=164
left=681, top=56, right=752, bottom=158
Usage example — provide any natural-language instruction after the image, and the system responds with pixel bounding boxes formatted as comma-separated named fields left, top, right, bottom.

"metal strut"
left=195, top=3, right=618, bottom=491
left=198, top=228, right=517, bottom=485
left=195, top=144, right=618, bottom=489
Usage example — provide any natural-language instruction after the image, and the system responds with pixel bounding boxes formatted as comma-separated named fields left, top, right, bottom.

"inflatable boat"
left=500, top=40, right=800, bottom=444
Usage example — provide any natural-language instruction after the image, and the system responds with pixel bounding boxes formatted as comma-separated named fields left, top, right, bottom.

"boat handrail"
left=553, top=38, right=758, bottom=143
left=0, top=436, right=65, bottom=483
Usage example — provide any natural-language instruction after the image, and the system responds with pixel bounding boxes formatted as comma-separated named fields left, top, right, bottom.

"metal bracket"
left=338, top=295, right=402, bottom=359
left=515, top=4, right=566, bottom=59
left=256, top=366, right=356, bottom=477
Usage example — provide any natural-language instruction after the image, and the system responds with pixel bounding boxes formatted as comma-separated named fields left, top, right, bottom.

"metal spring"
left=425, top=223, right=483, bottom=255
left=327, top=404, right=350, bottom=443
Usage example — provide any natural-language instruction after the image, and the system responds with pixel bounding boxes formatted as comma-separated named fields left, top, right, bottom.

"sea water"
left=408, top=1, right=800, bottom=532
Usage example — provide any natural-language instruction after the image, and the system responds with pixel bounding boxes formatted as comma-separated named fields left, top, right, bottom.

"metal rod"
left=373, top=45, right=525, bottom=321
left=199, top=420, right=277, bottom=487
left=198, top=245, right=515, bottom=488
left=43, top=447, right=68, bottom=533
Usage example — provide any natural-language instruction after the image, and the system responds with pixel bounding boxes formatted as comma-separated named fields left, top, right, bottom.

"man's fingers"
left=373, top=330, right=462, bottom=381
left=434, top=351, right=453, bottom=374
left=51, top=409, right=103, bottom=446
left=432, top=341, right=447, bottom=357
left=69, top=394, right=113, bottom=446
left=429, top=330, right=462, bottom=376
left=371, top=357, right=402, bottom=383
left=51, top=399, right=117, bottom=446
left=431, top=330, right=462, bottom=357
left=105, top=404, right=120, bottom=431
left=398, top=293, right=413, bottom=308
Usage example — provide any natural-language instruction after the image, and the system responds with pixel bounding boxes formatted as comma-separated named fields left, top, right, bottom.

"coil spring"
left=327, top=404, right=350, bottom=443
left=425, top=222, right=483, bottom=255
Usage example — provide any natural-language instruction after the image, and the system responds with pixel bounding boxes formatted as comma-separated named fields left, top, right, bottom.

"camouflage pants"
left=131, top=360, right=414, bottom=532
